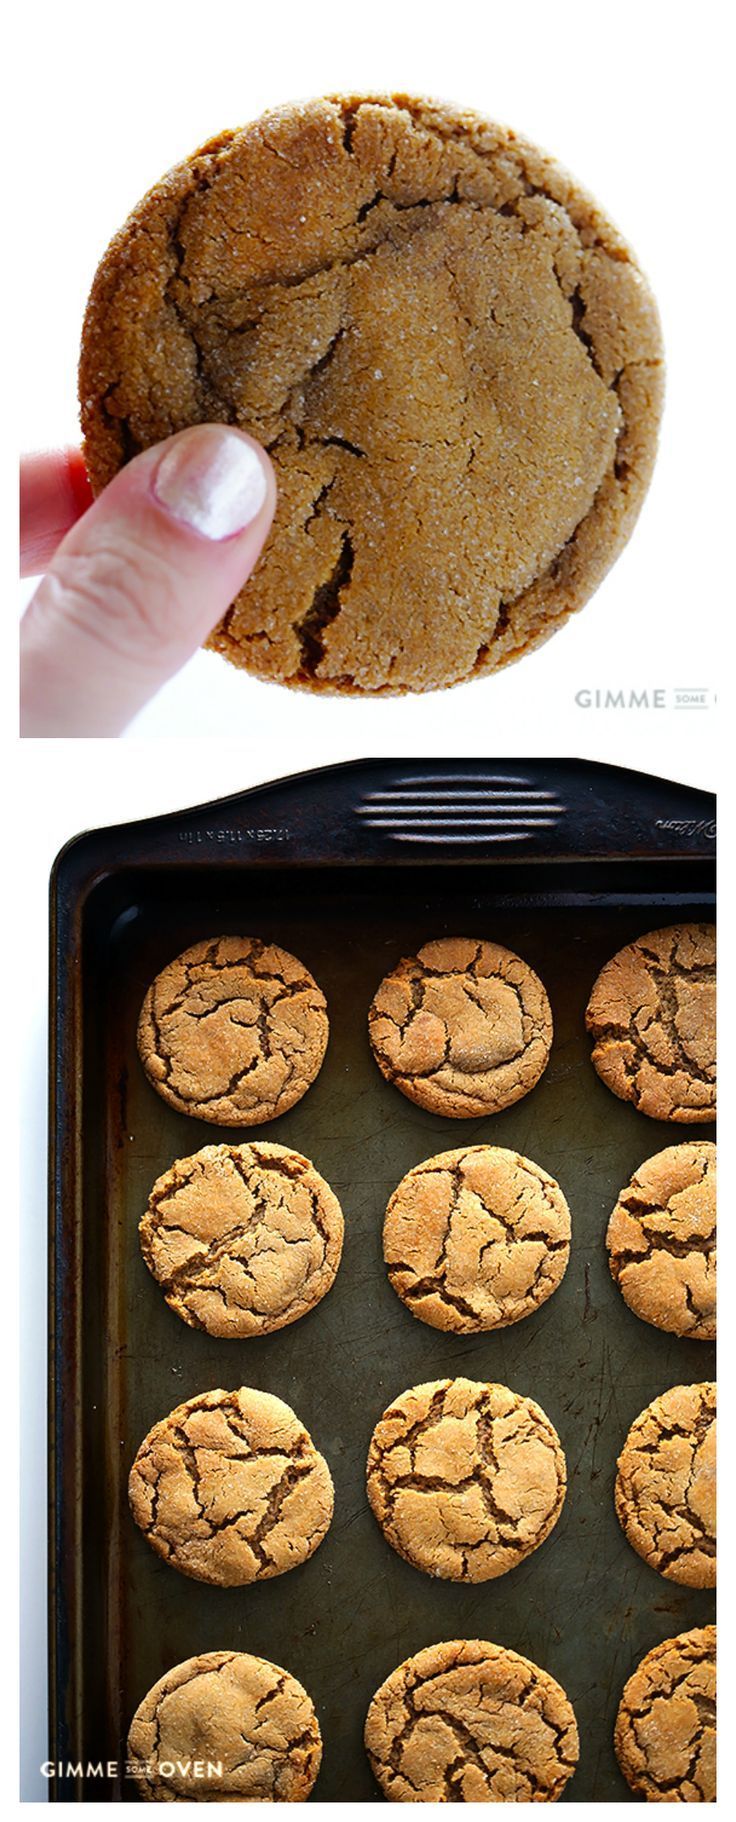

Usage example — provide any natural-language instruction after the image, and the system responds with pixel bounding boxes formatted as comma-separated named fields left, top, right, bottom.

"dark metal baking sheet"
left=49, top=759, right=716, bottom=1802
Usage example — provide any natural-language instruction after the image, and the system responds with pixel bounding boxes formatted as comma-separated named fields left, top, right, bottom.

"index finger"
left=20, top=448, right=94, bottom=577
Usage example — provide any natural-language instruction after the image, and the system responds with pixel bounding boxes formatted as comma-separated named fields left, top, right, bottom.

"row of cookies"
left=126, top=1376, right=716, bottom=1591
left=137, top=921, right=716, bottom=1127
left=137, top=1137, right=716, bottom=1343
left=126, top=1626, right=716, bottom=1803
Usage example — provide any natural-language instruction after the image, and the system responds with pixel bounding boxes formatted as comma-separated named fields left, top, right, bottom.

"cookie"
left=128, top=1650, right=322, bottom=1802
left=365, top=1639, right=579, bottom=1802
left=606, top=1143, right=716, bottom=1339
left=140, top=1141, right=344, bottom=1337
left=137, top=936, right=328, bottom=1125
left=368, top=938, right=552, bottom=1117
left=80, top=93, right=663, bottom=697
left=383, top=1145, right=570, bottom=1331
left=585, top=923, right=716, bottom=1123
left=128, top=1385, right=333, bottom=1585
left=366, top=1377, right=566, bottom=1581
left=614, top=1382, right=715, bottom=1587
left=614, top=1626, right=715, bottom=1803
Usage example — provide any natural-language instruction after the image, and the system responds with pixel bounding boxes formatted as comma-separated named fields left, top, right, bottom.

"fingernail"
left=152, top=427, right=269, bottom=539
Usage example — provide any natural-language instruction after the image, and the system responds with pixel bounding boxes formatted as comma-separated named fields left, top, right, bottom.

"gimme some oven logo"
left=574, top=686, right=714, bottom=710
left=42, top=1759, right=223, bottom=1785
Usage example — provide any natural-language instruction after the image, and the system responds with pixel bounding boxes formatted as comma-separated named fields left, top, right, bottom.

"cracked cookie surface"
left=585, top=923, right=716, bottom=1123
left=128, top=1650, right=322, bottom=1802
left=128, top=1385, right=333, bottom=1586
left=614, top=1382, right=715, bottom=1587
left=366, top=1378, right=566, bottom=1581
left=137, top=936, right=328, bottom=1125
left=383, top=1145, right=570, bottom=1331
left=79, top=93, right=663, bottom=697
left=364, top=1638, right=579, bottom=1802
left=606, top=1143, right=716, bottom=1339
left=614, top=1625, right=715, bottom=1803
left=140, top=1141, right=344, bottom=1337
left=368, top=937, right=552, bottom=1116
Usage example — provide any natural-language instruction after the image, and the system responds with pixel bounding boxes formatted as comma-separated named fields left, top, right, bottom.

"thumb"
left=20, top=425, right=276, bottom=736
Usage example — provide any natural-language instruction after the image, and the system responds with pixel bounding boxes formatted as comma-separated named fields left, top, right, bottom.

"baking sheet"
left=52, top=839, right=715, bottom=1802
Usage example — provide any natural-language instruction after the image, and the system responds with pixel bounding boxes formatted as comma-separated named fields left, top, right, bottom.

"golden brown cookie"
left=128, top=1650, right=322, bottom=1802
left=606, top=1143, right=716, bottom=1339
left=128, top=1386, right=333, bottom=1586
left=364, top=1638, right=579, bottom=1802
left=614, top=1626, right=715, bottom=1803
left=368, top=937, right=552, bottom=1116
left=614, top=1382, right=715, bottom=1587
left=79, top=93, right=663, bottom=697
left=585, top=923, right=716, bottom=1123
left=383, top=1145, right=570, bottom=1331
left=140, top=1141, right=344, bottom=1338
left=137, top=936, right=328, bottom=1125
left=366, top=1377, right=566, bottom=1581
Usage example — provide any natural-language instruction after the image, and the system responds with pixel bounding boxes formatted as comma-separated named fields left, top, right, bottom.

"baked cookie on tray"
left=614, top=1625, right=715, bottom=1802
left=80, top=93, right=663, bottom=695
left=368, top=937, right=552, bottom=1116
left=614, top=1382, right=715, bottom=1587
left=585, top=922, right=716, bottom=1122
left=140, top=1141, right=344, bottom=1337
left=366, top=1377, right=566, bottom=1581
left=365, top=1639, right=579, bottom=1802
left=128, top=1650, right=322, bottom=1802
left=137, top=935, right=328, bottom=1124
left=383, top=1145, right=570, bottom=1331
left=128, top=1385, right=333, bottom=1586
left=606, top=1142, right=716, bottom=1339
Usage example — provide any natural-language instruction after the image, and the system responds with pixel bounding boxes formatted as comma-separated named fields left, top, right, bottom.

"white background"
left=12, top=0, right=732, bottom=1810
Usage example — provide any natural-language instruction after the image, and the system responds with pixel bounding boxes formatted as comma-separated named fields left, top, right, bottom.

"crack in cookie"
left=140, top=1141, right=344, bottom=1337
left=614, top=1626, right=715, bottom=1802
left=128, top=1386, right=333, bottom=1586
left=368, top=937, right=552, bottom=1117
left=137, top=936, right=328, bottom=1125
left=614, top=1383, right=715, bottom=1587
left=607, top=1143, right=715, bottom=1339
left=79, top=93, right=663, bottom=696
left=585, top=923, right=716, bottom=1122
left=364, top=1638, right=579, bottom=1801
left=128, top=1650, right=322, bottom=1801
left=366, top=1378, right=566, bottom=1582
left=383, top=1145, right=570, bottom=1331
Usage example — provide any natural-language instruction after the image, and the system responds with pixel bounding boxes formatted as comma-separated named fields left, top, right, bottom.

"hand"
left=20, top=427, right=276, bottom=736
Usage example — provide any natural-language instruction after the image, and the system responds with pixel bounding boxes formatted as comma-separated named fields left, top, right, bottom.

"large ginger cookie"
left=585, top=923, right=716, bottom=1122
left=137, top=936, right=328, bottom=1125
left=383, top=1146, right=570, bottom=1331
left=614, top=1626, right=715, bottom=1803
left=368, top=937, right=552, bottom=1116
left=140, top=1141, right=344, bottom=1337
left=614, top=1382, right=715, bottom=1587
left=606, top=1143, right=716, bottom=1339
left=128, top=1386, right=333, bottom=1586
left=79, top=93, right=663, bottom=696
left=365, top=1639, right=579, bottom=1802
left=366, top=1377, right=566, bottom=1581
left=128, top=1651, right=322, bottom=1802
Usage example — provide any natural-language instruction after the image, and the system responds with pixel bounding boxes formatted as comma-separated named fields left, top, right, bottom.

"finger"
left=20, top=448, right=94, bottom=576
left=20, top=425, right=276, bottom=737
